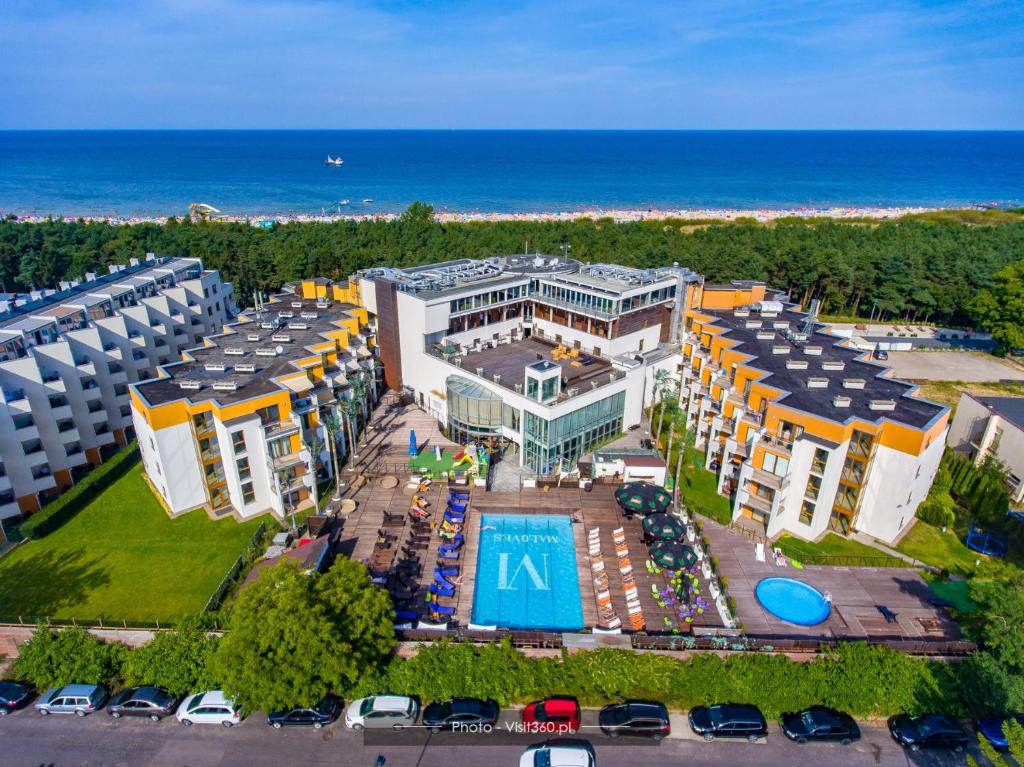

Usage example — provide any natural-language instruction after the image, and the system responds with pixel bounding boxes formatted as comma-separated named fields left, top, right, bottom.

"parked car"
left=107, top=686, right=179, bottom=721
left=519, top=739, right=596, bottom=767
left=598, top=700, right=671, bottom=742
left=422, top=697, right=499, bottom=732
left=267, top=695, right=342, bottom=729
left=34, top=684, right=108, bottom=717
left=888, top=714, right=968, bottom=752
left=688, top=703, right=768, bottom=742
left=874, top=347, right=889, bottom=360
left=780, top=706, right=860, bottom=745
left=344, top=695, right=419, bottom=730
left=522, top=697, right=581, bottom=735
left=0, top=681, right=33, bottom=715
left=175, top=690, right=242, bottom=727
left=978, top=713, right=1024, bottom=750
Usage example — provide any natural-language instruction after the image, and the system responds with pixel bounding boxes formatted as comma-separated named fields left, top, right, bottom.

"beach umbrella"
left=642, top=513, right=685, bottom=541
left=650, top=540, right=698, bottom=570
left=408, top=430, right=418, bottom=456
left=614, top=481, right=672, bottom=515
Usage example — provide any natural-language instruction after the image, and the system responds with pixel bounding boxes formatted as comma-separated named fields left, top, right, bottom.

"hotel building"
left=947, top=393, right=1024, bottom=504
left=680, top=281, right=950, bottom=544
left=0, top=256, right=231, bottom=520
left=130, top=278, right=376, bottom=519
left=358, top=256, right=701, bottom=475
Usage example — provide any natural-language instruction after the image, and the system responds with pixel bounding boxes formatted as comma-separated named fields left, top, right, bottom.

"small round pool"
left=755, top=577, right=831, bottom=626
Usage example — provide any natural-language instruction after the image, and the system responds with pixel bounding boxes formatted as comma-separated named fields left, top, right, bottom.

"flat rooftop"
left=453, top=336, right=616, bottom=396
left=702, top=307, right=946, bottom=430
left=971, top=394, right=1024, bottom=431
left=134, top=295, right=368, bottom=407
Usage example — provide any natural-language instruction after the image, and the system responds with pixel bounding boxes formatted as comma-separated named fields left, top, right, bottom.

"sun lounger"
left=428, top=601, right=456, bottom=616
left=755, top=542, right=766, bottom=562
left=395, top=609, right=418, bottom=622
left=449, top=490, right=470, bottom=501
left=430, top=582, right=455, bottom=598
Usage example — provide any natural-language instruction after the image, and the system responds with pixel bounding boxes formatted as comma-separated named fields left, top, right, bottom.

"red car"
left=522, top=697, right=581, bottom=734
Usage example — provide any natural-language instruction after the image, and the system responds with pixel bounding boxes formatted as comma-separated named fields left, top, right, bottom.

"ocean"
left=0, top=130, right=1022, bottom=217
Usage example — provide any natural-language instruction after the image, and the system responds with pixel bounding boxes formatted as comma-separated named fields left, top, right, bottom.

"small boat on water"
left=363, top=198, right=374, bottom=204
left=339, top=199, right=350, bottom=205
left=324, top=155, right=344, bottom=166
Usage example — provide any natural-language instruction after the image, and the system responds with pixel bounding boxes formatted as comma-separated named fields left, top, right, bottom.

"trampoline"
left=966, top=526, right=1007, bottom=558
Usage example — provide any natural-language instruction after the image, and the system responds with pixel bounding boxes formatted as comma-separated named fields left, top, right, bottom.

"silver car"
left=35, top=684, right=108, bottom=716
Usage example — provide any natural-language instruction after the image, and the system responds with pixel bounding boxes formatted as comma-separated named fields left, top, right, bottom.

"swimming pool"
left=472, top=514, right=584, bottom=631
left=755, top=577, right=831, bottom=626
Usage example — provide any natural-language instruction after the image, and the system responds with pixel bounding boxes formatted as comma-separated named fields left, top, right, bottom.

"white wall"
left=135, top=407, right=207, bottom=514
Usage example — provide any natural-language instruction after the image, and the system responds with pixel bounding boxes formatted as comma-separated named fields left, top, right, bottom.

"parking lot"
left=884, top=351, right=1024, bottom=382
left=0, top=704, right=980, bottom=767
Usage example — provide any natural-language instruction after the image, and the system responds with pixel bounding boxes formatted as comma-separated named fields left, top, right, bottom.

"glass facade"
left=446, top=375, right=503, bottom=443
left=523, top=391, right=625, bottom=474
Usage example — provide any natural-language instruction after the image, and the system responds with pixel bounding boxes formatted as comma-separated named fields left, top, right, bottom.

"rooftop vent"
left=822, top=360, right=845, bottom=371
left=804, top=345, right=823, bottom=356
left=235, top=363, right=256, bottom=373
left=178, top=380, right=202, bottom=391
left=224, top=347, right=244, bottom=356
left=514, top=383, right=522, bottom=393
left=316, top=301, right=329, bottom=309
left=286, top=322, right=308, bottom=331
left=247, top=333, right=261, bottom=342
left=278, top=311, right=294, bottom=319
left=773, top=321, right=790, bottom=330
left=734, top=308, right=750, bottom=318
left=793, top=332, right=809, bottom=342
left=786, top=360, right=809, bottom=370
left=833, top=395, right=851, bottom=408
left=476, top=367, right=484, bottom=376
left=869, top=399, right=896, bottom=411
left=843, top=378, right=866, bottom=389
left=212, top=381, right=238, bottom=392
left=756, top=331, right=775, bottom=340
left=271, top=334, right=291, bottom=343
left=256, top=348, right=279, bottom=357
left=290, top=301, right=303, bottom=308
left=259, top=322, right=276, bottom=330
left=808, top=377, right=829, bottom=389
left=203, top=362, right=226, bottom=372
left=771, top=345, right=790, bottom=355
left=745, top=320, right=762, bottom=329
left=300, top=312, right=319, bottom=320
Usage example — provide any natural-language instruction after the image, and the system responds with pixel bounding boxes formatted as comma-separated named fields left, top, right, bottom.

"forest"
left=2, top=204, right=1023, bottom=326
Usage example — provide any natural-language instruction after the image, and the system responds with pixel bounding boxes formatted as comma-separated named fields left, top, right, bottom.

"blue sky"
left=2, top=0, right=1022, bottom=129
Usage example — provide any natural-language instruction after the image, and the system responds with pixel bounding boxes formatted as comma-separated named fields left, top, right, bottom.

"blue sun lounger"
left=447, top=500, right=468, bottom=512
left=449, top=489, right=471, bottom=500
left=428, top=600, right=456, bottom=616
left=430, top=582, right=455, bottom=598
left=438, top=535, right=464, bottom=559
left=436, top=566, right=459, bottom=578
left=444, top=511, right=465, bottom=525
left=395, top=609, right=418, bottom=622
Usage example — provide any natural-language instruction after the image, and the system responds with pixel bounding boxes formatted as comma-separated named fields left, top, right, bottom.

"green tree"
left=211, top=558, right=394, bottom=712
left=13, top=627, right=124, bottom=689
left=956, top=652, right=1024, bottom=716
left=973, top=260, right=1024, bottom=352
left=120, top=617, right=220, bottom=696
left=968, top=571, right=1024, bottom=671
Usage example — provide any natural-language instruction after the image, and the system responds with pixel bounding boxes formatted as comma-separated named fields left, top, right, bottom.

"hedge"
left=352, top=641, right=966, bottom=718
left=20, top=441, right=140, bottom=539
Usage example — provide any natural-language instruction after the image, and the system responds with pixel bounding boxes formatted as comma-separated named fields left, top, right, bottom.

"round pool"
left=755, top=577, right=831, bottom=626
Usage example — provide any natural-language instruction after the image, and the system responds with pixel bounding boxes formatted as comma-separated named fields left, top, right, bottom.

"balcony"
left=3, top=388, right=26, bottom=404
left=57, top=419, right=76, bottom=433
left=750, top=467, right=783, bottom=490
left=265, top=419, right=300, bottom=441
left=272, top=451, right=305, bottom=470
left=744, top=491, right=774, bottom=515
left=44, top=378, right=67, bottom=393
left=761, top=433, right=794, bottom=454
left=76, top=359, right=97, bottom=375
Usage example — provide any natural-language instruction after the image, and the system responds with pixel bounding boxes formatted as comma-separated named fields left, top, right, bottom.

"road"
left=0, top=708, right=978, bottom=767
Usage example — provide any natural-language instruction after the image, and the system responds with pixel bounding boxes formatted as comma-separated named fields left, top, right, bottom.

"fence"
left=394, top=627, right=977, bottom=658
left=0, top=615, right=209, bottom=631
left=203, top=522, right=268, bottom=613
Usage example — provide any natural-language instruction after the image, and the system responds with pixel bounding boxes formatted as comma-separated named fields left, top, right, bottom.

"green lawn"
left=894, top=521, right=983, bottom=575
left=776, top=533, right=909, bottom=568
left=928, top=580, right=977, bottom=613
left=409, top=448, right=488, bottom=478
left=675, top=447, right=733, bottom=525
left=0, top=464, right=265, bottom=623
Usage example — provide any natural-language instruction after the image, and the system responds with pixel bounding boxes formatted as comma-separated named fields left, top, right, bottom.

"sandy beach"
left=3, top=205, right=954, bottom=227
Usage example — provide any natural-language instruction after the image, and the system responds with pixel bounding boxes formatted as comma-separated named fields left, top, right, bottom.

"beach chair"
left=591, top=558, right=605, bottom=573
left=449, top=489, right=471, bottom=501
left=444, top=511, right=465, bottom=525
left=436, top=566, right=459, bottom=578
left=430, top=582, right=455, bottom=598
left=438, top=536, right=464, bottom=559
left=603, top=616, right=622, bottom=630
left=434, top=570, right=456, bottom=589
left=755, top=542, right=766, bottom=562
left=428, top=601, right=456, bottom=617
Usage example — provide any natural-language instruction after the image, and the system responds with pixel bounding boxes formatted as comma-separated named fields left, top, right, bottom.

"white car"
left=520, top=740, right=596, bottom=767
left=344, top=695, right=419, bottom=730
left=176, top=690, right=242, bottom=727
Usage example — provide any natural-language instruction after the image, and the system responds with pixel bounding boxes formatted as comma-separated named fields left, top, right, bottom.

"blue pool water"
left=472, top=514, right=583, bottom=631
left=755, top=577, right=831, bottom=627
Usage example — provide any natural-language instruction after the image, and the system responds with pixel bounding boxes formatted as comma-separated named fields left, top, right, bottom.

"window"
left=242, top=482, right=255, bottom=505
left=237, top=457, right=251, bottom=481
left=805, top=474, right=822, bottom=500
left=834, top=484, right=860, bottom=511
left=849, top=429, right=873, bottom=457
left=799, top=500, right=815, bottom=525
left=761, top=451, right=790, bottom=476
left=810, top=448, right=829, bottom=475
left=232, top=431, right=246, bottom=453
left=841, top=456, right=865, bottom=485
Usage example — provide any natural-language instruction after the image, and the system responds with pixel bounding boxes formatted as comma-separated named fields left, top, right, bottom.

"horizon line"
left=3, top=127, right=1024, bottom=133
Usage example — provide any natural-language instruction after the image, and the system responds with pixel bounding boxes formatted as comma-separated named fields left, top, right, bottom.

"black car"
left=267, top=696, right=342, bottom=729
left=422, top=697, right=499, bottom=733
left=781, top=706, right=860, bottom=745
left=888, top=714, right=968, bottom=752
left=107, top=687, right=179, bottom=721
left=0, top=681, right=32, bottom=715
left=598, top=701, right=671, bottom=742
left=689, top=704, right=768, bottom=742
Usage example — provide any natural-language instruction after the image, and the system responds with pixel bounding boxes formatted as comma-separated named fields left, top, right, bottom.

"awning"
left=280, top=376, right=314, bottom=393
left=346, top=359, right=361, bottom=371
left=356, top=345, right=372, bottom=358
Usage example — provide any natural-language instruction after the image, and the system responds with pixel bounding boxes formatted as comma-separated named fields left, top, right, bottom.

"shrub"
left=917, top=495, right=957, bottom=529
left=13, top=627, right=124, bottom=689
left=20, top=443, right=139, bottom=539
left=120, top=617, right=220, bottom=696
